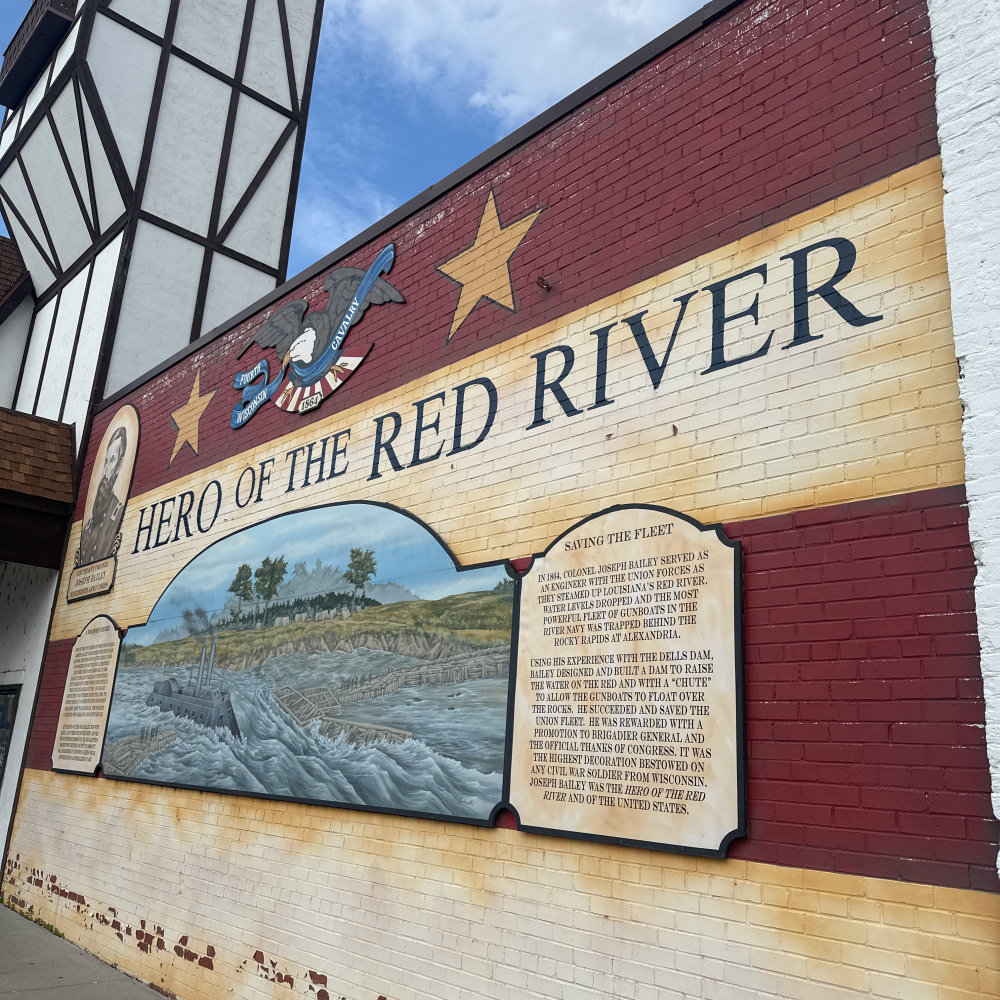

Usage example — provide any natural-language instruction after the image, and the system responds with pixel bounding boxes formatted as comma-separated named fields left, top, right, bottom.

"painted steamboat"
left=146, top=638, right=241, bottom=738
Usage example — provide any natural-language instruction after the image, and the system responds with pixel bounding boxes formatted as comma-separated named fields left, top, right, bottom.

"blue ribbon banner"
left=230, top=358, right=284, bottom=428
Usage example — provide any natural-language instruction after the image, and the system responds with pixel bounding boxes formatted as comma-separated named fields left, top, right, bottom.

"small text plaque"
left=52, top=616, right=121, bottom=773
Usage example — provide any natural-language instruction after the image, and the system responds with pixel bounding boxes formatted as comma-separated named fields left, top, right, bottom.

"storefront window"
left=0, top=686, right=21, bottom=787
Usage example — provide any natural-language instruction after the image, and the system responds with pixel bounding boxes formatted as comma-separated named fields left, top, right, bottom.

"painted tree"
left=254, top=555, right=287, bottom=622
left=228, top=563, right=254, bottom=617
left=344, top=547, right=376, bottom=606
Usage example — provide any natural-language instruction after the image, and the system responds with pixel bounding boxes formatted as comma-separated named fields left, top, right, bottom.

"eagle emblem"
left=231, top=244, right=403, bottom=426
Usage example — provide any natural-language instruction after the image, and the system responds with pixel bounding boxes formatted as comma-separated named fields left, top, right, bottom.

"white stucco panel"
left=0, top=298, right=34, bottom=409
left=109, top=0, right=172, bottom=37
left=104, top=223, right=203, bottom=394
left=88, top=14, right=162, bottom=184
left=0, top=161, right=44, bottom=240
left=284, top=0, right=319, bottom=100
left=63, top=235, right=124, bottom=433
left=200, top=252, right=275, bottom=336
left=173, top=0, right=248, bottom=80
left=0, top=109, right=18, bottom=158
left=0, top=160, right=55, bottom=268
left=50, top=18, right=82, bottom=85
left=20, top=62, right=51, bottom=136
left=14, top=296, right=57, bottom=414
left=0, top=191, right=55, bottom=293
left=19, top=121, right=92, bottom=269
left=49, top=85, right=93, bottom=228
left=243, top=0, right=293, bottom=110
left=141, top=58, right=231, bottom=238
left=80, top=92, right=127, bottom=232
left=223, top=133, right=294, bottom=267
left=35, top=265, right=91, bottom=422
left=220, top=93, right=290, bottom=225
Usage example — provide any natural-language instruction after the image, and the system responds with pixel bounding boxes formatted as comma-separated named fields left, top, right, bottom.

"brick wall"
left=730, top=485, right=997, bottom=890
left=23, top=486, right=994, bottom=893
left=6, top=770, right=1000, bottom=1000
left=926, top=0, right=1000, bottom=871
left=52, top=157, right=962, bottom=644
left=7, top=1, right=997, bottom=998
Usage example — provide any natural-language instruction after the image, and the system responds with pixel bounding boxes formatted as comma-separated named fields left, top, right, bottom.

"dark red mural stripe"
left=726, top=485, right=997, bottom=891
left=82, top=0, right=940, bottom=506
left=26, top=639, right=71, bottom=771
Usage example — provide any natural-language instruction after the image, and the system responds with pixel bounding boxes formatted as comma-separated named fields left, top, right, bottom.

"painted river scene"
left=103, top=504, right=514, bottom=821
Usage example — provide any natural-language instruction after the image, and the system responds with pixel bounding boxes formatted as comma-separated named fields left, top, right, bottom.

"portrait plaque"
left=52, top=615, right=122, bottom=773
left=509, top=505, right=745, bottom=855
left=67, top=405, right=139, bottom=602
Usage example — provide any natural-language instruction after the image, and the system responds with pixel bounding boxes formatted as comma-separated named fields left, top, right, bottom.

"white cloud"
left=322, top=0, right=704, bottom=130
left=288, top=0, right=705, bottom=273
left=293, top=180, right=398, bottom=261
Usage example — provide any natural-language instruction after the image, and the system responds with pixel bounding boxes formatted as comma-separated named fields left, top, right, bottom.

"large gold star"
left=169, top=370, right=216, bottom=465
left=437, top=190, right=542, bottom=342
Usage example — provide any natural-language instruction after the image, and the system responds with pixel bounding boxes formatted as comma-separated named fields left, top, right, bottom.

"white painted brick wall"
left=927, top=0, right=1000, bottom=863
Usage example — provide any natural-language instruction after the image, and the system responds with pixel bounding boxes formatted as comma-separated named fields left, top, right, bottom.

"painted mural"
left=102, top=503, right=513, bottom=823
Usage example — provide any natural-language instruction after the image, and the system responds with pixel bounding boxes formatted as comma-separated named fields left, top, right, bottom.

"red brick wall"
left=26, top=640, right=71, bottom=774
left=728, top=485, right=997, bottom=891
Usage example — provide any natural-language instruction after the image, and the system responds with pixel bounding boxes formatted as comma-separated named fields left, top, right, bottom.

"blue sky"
left=0, top=1, right=702, bottom=278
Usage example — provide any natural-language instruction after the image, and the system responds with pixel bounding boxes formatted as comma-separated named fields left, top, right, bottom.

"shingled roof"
left=0, top=406, right=75, bottom=568
left=0, top=235, right=24, bottom=294
left=0, top=234, right=31, bottom=325
left=0, top=407, right=74, bottom=505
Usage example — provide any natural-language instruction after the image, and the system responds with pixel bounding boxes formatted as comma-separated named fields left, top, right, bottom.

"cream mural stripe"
left=7, top=770, right=1000, bottom=1000
left=49, top=158, right=960, bottom=642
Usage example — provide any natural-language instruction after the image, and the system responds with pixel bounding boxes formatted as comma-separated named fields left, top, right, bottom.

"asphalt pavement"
left=0, top=903, right=155, bottom=998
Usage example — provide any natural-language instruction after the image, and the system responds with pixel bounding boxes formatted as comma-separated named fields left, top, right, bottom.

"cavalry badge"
left=231, top=244, right=403, bottom=427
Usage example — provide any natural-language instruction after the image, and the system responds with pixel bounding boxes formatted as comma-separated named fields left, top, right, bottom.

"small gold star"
left=437, top=190, right=542, bottom=342
left=169, top=370, right=216, bottom=464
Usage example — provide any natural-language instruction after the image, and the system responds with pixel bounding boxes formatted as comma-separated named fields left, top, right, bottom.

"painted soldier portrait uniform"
left=78, top=426, right=127, bottom=566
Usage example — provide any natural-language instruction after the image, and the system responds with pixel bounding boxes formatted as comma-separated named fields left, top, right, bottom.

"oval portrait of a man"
left=78, top=405, right=140, bottom=567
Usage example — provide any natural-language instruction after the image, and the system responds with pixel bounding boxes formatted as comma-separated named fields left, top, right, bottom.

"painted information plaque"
left=52, top=615, right=122, bottom=773
left=509, top=505, right=745, bottom=855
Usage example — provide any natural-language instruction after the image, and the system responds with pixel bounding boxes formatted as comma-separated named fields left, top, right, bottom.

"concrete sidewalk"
left=0, top=904, right=155, bottom=998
